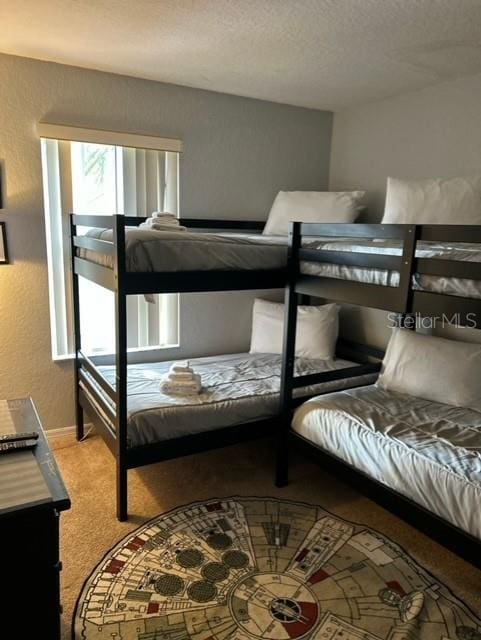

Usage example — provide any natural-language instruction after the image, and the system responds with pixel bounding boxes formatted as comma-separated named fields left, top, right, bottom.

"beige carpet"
left=51, top=433, right=481, bottom=639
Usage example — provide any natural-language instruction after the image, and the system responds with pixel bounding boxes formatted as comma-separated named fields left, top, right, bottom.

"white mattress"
left=292, top=384, right=481, bottom=539
left=79, top=229, right=481, bottom=299
left=94, top=352, right=378, bottom=448
left=302, top=237, right=481, bottom=300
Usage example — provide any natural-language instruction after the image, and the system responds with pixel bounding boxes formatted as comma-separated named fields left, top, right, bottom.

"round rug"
left=74, top=497, right=481, bottom=639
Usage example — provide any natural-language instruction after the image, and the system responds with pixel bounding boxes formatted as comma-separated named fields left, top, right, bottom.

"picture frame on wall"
left=0, top=222, right=8, bottom=264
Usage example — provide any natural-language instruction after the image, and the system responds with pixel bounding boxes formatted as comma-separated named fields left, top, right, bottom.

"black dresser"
left=0, top=398, right=71, bottom=639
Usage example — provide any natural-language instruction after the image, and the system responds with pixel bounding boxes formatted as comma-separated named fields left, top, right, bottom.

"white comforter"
left=293, top=384, right=481, bottom=539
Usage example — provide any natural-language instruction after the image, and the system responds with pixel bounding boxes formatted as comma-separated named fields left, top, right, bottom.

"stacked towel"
left=160, top=360, right=202, bottom=396
left=139, top=211, right=187, bottom=232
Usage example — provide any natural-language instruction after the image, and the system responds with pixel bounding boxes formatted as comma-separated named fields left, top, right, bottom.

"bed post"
left=276, top=221, right=301, bottom=487
left=114, top=214, right=129, bottom=521
left=70, top=214, right=84, bottom=441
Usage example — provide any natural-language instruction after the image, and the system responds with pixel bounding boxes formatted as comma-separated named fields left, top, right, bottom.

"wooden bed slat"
left=124, top=268, right=287, bottom=294
left=412, top=290, right=481, bottom=327
left=79, top=371, right=116, bottom=425
left=74, top=257, right=115, bottom=290
left=416, top=257, right=481, bottom=280
left=295, top=274, right=405, bottom=312
left=299, top=222, right=406, bottom=239
left=72, top=214, right=115, bottom=229
left=78, top=351, right=116, bottom=401
left=420, top=225, right=481, bottom=243
left=299, top=248, right=402, bottom=270
left=74, top=236, right=115, bottom=256
left=78, top=389, right=117, bottom=455
left=291, top=362, right=381, bottom=389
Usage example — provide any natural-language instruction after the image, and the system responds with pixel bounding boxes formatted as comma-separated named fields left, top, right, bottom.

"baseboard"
left=46, top=423, right=94, bottom=439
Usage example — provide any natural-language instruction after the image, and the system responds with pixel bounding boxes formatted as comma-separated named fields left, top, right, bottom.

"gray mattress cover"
left=293, top=384, right=481, bottom=538
left=80, top=229, right=481, bottom=298
left=80, top=228, right=287, bottom=271
left=97, top=352, right=377, bottom=448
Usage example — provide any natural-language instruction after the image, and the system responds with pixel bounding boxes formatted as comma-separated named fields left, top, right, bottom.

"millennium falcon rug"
left=73, top=497, right=481, bottom=639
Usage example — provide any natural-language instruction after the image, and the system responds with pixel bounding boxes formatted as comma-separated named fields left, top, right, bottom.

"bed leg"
left=116, top=462, right=128, bottom=522
left=75, top=398, right=84, bottom=441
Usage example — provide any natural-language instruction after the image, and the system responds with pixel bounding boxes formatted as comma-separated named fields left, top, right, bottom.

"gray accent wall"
left=330, top=72, right=481, bottom=222
left=0, top=53, right=332, bottom=429
left=329, top=72, right=481, bottom=346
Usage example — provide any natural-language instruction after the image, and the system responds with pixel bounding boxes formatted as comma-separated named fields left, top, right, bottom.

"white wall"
left=330, top=72, right=481, bottom=346
left=0, top=53, right=332, bottom=429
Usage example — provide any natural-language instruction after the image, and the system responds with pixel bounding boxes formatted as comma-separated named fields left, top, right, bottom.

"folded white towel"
left=139, top=222, right=187, bottom=232
left=152, top=211, right=177, bottom=220
left=168, top=372, right=195, bottom=382
left=139, top=216, right=187, bottom=232
left=153, top=223, right=187, bottom=232
left=145, top=216, right=178, bottom=226
left=160, top=384, right=202, bottom=396
left=160, top=373, right=202, bottom=396
left=160, top=360, right=203, bottom=396
left=170, top=361, right=193, bottom=374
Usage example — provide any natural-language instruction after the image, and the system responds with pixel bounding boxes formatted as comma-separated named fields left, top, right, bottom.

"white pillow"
left=377, top=328, right=481, bottom=411
left=263, top=190, right=365, bottom=236
left=249, top=298, right=339, bottom=360
left=382, top=175, right=481, bottom=224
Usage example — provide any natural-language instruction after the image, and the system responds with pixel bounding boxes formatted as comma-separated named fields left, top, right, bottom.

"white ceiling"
left=2, top=0, right=481, bottom=111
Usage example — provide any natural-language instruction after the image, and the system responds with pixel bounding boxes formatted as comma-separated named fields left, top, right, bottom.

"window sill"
left=53, top=343, right=181, bottom=363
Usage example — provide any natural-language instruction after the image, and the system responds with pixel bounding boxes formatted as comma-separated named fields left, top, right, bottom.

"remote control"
left=0, top=439, right=38, bottom=454
left=0, top=431, right=39, bottom=443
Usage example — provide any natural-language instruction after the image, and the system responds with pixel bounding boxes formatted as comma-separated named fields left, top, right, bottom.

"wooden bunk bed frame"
left=70, top=214, right=378, bottom=521
left=276, top=221, right=481, bottom=568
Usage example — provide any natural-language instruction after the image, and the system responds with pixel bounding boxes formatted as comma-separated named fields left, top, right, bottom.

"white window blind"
left=40, top=126, right=182, bottom=359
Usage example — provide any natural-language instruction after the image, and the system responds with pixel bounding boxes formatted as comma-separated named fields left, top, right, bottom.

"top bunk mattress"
left=78, top=229, right=481, bottom=299
left=79, top=228, right=288, bottom=272
left=301, top=237, right=481, bottom=300
left=292, top=384, right=481, bottom=539
left=95, top=352, right=377, bottom=448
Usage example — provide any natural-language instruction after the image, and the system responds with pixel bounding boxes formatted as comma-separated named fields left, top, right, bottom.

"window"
left=40, top=127, right=181, bottom=359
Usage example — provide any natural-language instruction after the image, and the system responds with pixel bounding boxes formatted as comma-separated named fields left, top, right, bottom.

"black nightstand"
left=0, top=398, right=71, bottom=639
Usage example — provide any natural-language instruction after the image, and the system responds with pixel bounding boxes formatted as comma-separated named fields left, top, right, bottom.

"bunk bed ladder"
left=113, top=215, right=129, bottom=521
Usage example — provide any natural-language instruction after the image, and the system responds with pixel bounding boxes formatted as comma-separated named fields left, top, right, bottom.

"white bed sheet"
left=94, top=352, right=377, bottom=448
left=292, top=384, right=481, bottom=538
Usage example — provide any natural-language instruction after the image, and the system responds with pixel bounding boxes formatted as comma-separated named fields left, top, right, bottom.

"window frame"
left=40, top=132, right=181, bottom=361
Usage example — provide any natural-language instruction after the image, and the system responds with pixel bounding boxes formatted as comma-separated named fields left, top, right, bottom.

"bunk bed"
left=70, top=214, right=381, bottom=521
left=277, top=220, right=481, bottom=568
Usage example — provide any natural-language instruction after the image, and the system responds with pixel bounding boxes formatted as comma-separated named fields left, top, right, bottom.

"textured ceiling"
left=1, top=0, right=481, bottom=110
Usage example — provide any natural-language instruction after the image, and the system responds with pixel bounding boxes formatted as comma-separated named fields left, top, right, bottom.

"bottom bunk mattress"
left=97, top=353, right=377, bottom=448
left=292, top=384, right=481, bottom=539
